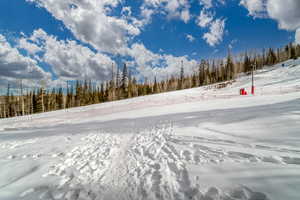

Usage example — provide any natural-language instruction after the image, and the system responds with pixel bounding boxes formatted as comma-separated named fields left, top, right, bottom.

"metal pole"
left=252, top=65, right=254, bottom=87
left=251, top=64, right=255, bottom=95
left=21, top=79, right=24, bottom=116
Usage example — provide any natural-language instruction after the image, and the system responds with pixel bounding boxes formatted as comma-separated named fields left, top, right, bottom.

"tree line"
left=1, top=42, right=300, bottom=118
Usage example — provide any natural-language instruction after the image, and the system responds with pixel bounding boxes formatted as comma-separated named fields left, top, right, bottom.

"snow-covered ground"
left=1, top=59, right=300, bottom=200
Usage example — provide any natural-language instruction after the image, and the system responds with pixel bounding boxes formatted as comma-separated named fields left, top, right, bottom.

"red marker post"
left=251, top=64, right=255, bottom=95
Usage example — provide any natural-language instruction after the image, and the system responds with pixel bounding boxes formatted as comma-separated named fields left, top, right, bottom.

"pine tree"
left=122, top=63, right=128, bottom=88
left=296, top=45, right=300, bottom=57
left=179, top=61, right=184, bottom=90
left=116, top=67, right=120, bottom=88
left=191, top=74, right=197, bottom=87
left=109, top=63, right=116, bottom=101
left=121, top=63, right=128, bottom=98
left=19, top=80, right=25, bottom=116
left=267, top=48, right=277, bottom=65
left=32, top=91, right=38, bottom=113
left=285, top=44, right=290, bottom=60
left=5, top=84, right=10, bottom=117
left=99, top=83, right=105, bottom=102
left=243, top=53, right=251, bottom=72
left=75, top=81, right=82, bottom=107
left=290, top=43, right=297, bottom=60
left=153, top=77, right=159, bottom=93
left=35, top=88, right=45, bottom=113
left=225, top=50, right=235, bottom=80
left=199, top=59, right=206, bottom=86
left=56, top=87, right=64, bottom=109
left=66, top=84, right=73, bottom=108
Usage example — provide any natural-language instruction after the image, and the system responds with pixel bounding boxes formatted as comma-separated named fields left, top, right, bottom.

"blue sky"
left=0, top=0, right=299, bottom=88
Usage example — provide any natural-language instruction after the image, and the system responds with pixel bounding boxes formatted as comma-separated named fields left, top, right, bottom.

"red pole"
left=251, top=64, right=255, bottom=95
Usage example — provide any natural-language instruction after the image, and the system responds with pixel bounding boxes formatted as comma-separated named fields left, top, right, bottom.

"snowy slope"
left=0, top=59, right=300, bottom=200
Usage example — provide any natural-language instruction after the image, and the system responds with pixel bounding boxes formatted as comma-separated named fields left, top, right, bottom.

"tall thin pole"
left=251, top=63, right=255, bottom=95
left=252, top=65, right=254, bottom=87
left=66, top=80, right=69, bottom=110
left=111, top=62, right=115, bottom=101
left=20, top=79, right=24, bottom=116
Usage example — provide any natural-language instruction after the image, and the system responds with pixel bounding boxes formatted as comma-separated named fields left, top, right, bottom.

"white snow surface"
left=1, top=59, right=300, bottom=200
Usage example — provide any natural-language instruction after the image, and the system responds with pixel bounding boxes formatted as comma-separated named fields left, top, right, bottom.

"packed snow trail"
left=1, top=59, right=300, bottom=200
left=23, top=126, right=276, bottom=200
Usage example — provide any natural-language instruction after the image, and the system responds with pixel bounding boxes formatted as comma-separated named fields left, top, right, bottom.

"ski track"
left=15, top=124, right=299, bottom=199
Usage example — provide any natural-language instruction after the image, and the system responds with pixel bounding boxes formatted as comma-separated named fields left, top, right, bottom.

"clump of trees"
left=1, top=43, right=300, bottom=118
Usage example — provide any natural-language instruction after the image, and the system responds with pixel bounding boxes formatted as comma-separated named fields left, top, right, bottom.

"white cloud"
left=186, top=34, right=195, bottom=42
left=212, top=49, right=219, bottom=54
left=20, top=0, right=232, bottom=84
left=296, top=28, right=300, bottom=44
left=18, top=38, right=42, bottom=55
left=240, top=0, right=300, bottom=30
left=240, top=0, right=300, bottom=43
left=165, top=0, right=181, bottom=13
left=199, top=0, right=213, bottom=9
left=196, top=1, right=227, bottom=46
left=199, top=0, right=226, bottom=8
left=203, top=18, right=226, bottom=46
left=26, top=0, right=143, bottom=55
left=127, top=43, right=198, bottom=81
left=27, top=0, right=193, bottom=56
left=218, top=0, right=226, bottom=5
left=267, top=0, right=300, bottom=30
left=0, top=34, right=51, bottom=88
left=20, top=29, right=115, bottom=81
left=142, top=0, right=191, bottom=23
left=240, top=0, right=267, bottom=18
left=127, top=43, right=162, bottom=69
left=140, top=7, right=155, bottom=24
left=197, top=9, right=214, bottom=28
left=181, top=9, right=191, bottom=23
left=228, top=39, right=238, bottom=49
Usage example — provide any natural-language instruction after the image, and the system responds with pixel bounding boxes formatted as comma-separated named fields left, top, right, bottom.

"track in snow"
left=15, top=124, right=286, bottom=200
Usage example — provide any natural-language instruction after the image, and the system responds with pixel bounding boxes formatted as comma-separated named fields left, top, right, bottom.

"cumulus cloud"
left=199, top=0, right=226, bottom=9
left=26, top=0, right=194, bottom=57
left=203, top=19, right=226, bottom=46
left=26, top=0, right=143, bottom=55
left=127, top=43, right=162, bottom=69
left=186, top=34, right=196, bottom=42
left=18, top=0, right=230, bottom=85
left=296, top=28, right=300, bottom=44
left=181, top=9, right=191, bottom=23
left=266, top=0, right=300, bottom=31
left=140, top=7, right=155, bottom=24
left=228, top=39, right=238, bottom=49
left=240, top=0, right=300, bottom=43
left=126, top=43, right=198, bottom=81
left=0, top=34, right=51, bottom=88
left=197, top=9, right=214, bottom=28
left=20, top=29, right=115, bottom=81
left=199, top=0, right=213, bottom=9
left=18, top=38, right=42, bottom=56
left=196, top=0, right=227, bottom=46
left=142, top=0, right=191, bottom=23
left=240, top=0, right=267, bottom=18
